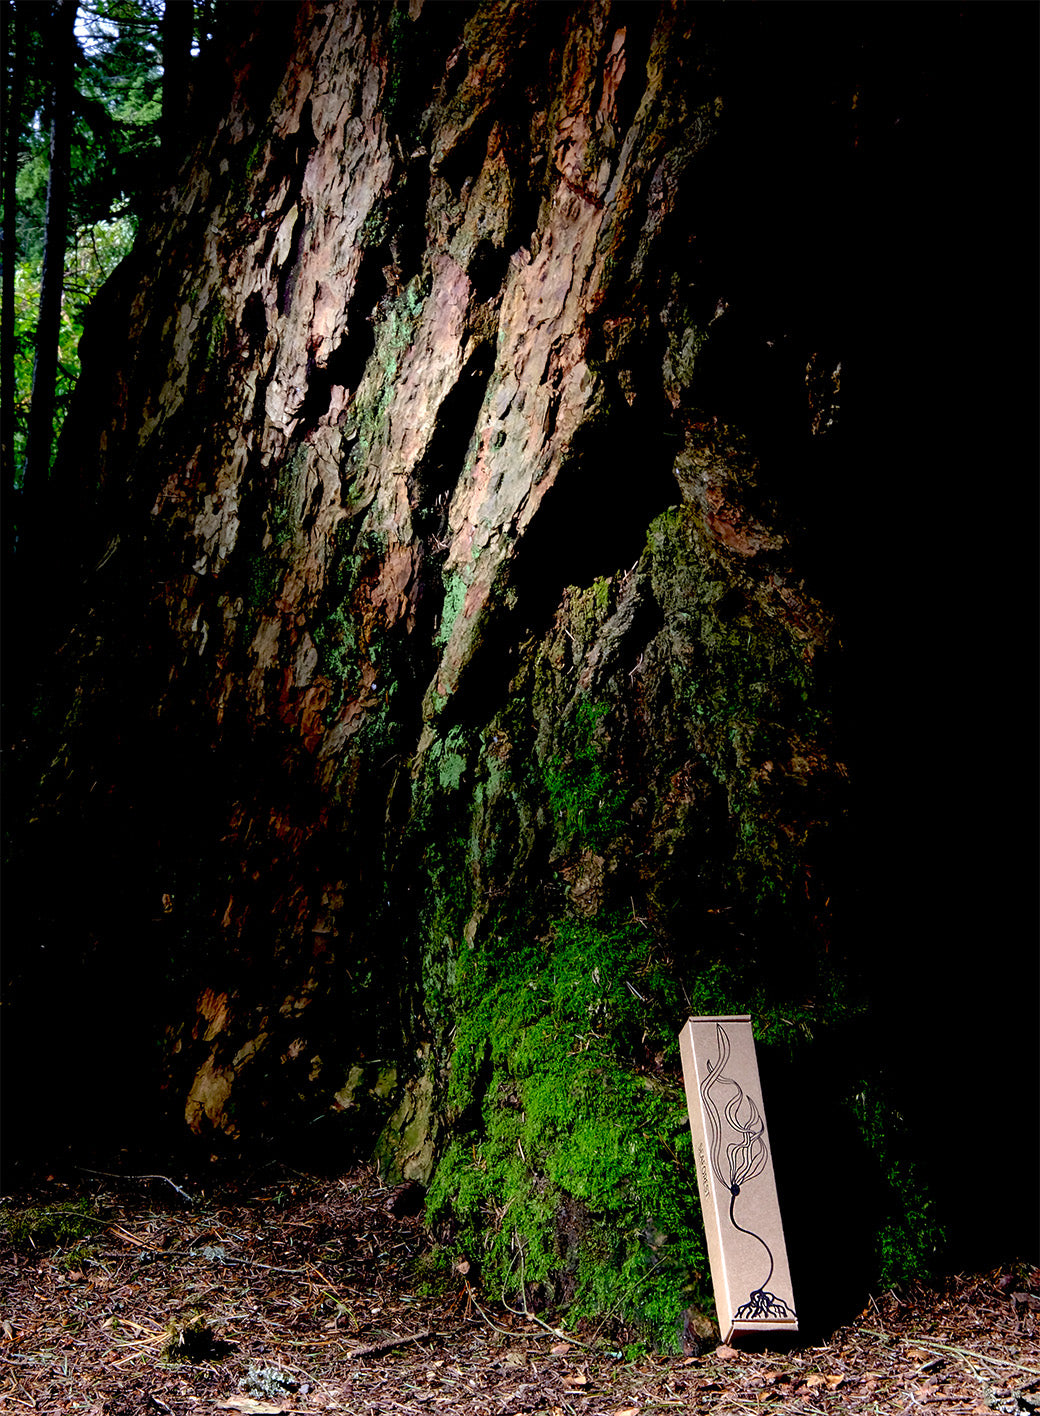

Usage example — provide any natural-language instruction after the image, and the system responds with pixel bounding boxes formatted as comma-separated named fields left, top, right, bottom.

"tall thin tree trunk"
left=1, top=0, right=25, bottom=554
left=21, top=0, right=76, bottom=515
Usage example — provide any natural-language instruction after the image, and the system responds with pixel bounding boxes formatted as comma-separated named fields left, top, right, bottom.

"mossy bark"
left=7, top=0, right=1003, bottom=1345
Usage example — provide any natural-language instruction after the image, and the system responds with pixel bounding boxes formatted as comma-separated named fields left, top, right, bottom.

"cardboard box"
left=679, top=1015, right=797, bottom=1342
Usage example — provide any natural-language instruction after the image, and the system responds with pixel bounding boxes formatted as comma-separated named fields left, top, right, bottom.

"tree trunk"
left=160, top=0, right=193, bottom=180
left=1, top=0, right=24, bottom=550
left=21, top=0, right=76, bottom=513
left=7, top=0, right=1037, bottom=1341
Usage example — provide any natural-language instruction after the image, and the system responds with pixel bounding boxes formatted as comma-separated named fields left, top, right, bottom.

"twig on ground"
left=906, top=1335, right=1040, bottom=1379
left=186, top=1252, right=312, bottom=1276
left=347, top=1329, right=435, bottom=1358
left=463, top=1287, right=516, bottom=1339
left=75, top=1168, right=196, bottom=1204
left=498, top=1290, right=600, bottom=1352
left=496, top=1244, right=602, bottom=1354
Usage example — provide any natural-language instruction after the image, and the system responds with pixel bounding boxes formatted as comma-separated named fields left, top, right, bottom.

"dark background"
left=731, top=4, right=1040, bottom=1268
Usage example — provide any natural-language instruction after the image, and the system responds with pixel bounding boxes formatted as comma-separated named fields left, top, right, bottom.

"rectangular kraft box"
left=679, top=1015, right=798, bottom=1343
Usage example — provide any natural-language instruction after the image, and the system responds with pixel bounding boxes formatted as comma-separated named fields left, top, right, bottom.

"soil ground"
left=0, top=1167, right=1036, bottom=1415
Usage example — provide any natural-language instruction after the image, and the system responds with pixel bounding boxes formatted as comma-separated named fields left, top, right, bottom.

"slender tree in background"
left=2, top=0, right=1036, bottom=1344
left=1, top=0, right=25, bottom=552
left=5, top=0, right=167, bottom=516
left=159, top=0, right=192, bottom=179
left=4, top=0, right=176, bottom=754
left=21, top=0, right=77, bottom=516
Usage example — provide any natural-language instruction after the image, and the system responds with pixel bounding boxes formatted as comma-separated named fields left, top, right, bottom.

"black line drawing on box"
left=700, top=1021, right=793, bottom=1322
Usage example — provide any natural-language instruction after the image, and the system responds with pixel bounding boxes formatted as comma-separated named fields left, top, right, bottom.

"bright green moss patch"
left=426, top=910, right=710, bottom=1350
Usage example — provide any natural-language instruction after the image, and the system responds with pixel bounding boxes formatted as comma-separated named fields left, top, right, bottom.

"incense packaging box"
left=679, top=1015, right=798, bottom=1343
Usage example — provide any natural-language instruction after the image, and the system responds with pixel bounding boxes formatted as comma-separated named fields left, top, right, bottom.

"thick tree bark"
left=6, top=0, right=1037, bottom=1340
left=21, top=0, right=76, bottom=510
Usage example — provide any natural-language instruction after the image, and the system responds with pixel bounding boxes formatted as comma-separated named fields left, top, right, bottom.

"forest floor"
left=0, top=1166, right=1036, bottom=1416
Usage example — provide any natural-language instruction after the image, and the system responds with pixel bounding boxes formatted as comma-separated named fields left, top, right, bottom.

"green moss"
left=313, top=605, right=358, bottom=689
left=426, top=910, right=709, bottom=1350
left=2, top=1198, right=104, bottom=1253
left=405, top=503, right=937, bottom=1340
left=431, top=726, right=470, bottom=792
left=384, top=278, right=427, bottom=380
left=411, top=829, right=471, bottom=1046
left=849, top=1082, right=946, bottom=1287
left=204, top=300, right=227, bottom=365
left=413, top=727, right=935, bottom=1346
left=307, top=524, right=390, bottom=702
left=647, top=511, right=814, bottom=738
left=385, top=3, right=412, bottom=129
left=423, top=885, right=926, bottom=1344
left=643, top=505, right=830, bottom=918
left=543, top=701, right=626, bottom=853
left=163, top=1313, right=226, bottom=1364
left=358, top=201, right=390, bottom=251
left=343, top=275, right=431, bottom=467
left=411, top=1247, right=457, bottom=1297
left=435, top=571, right=468, bottom=648
left=245, top=552, right=283, bottom=611
left=272, top=451, right=306, bottom=548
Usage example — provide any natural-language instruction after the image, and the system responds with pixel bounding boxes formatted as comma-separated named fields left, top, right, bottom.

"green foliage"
left=6, top=0, right=202, bottom=483
left=9, top=218, right=136, bottom=478
left=13, top=1, right=163, bottom=264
